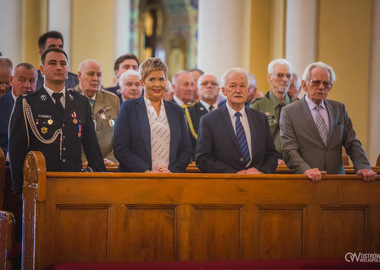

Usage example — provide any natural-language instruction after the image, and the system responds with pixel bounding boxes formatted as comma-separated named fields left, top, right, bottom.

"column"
left=368, top=0, right=380, bottom=165
left=114, top=0, right=131, bottom=59
left=197, top=0, right=251, bottom=80
left=285, top=0, right=317, bottom=96
left=0, top=0, right=22, bottom=64
left=48, top=0, right=72, bottom=58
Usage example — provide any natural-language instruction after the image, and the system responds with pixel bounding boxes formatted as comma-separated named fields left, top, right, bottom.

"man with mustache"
left=9, top=48, right=105, bottom=195
left=280, top=61, right=377, bottom=182
left=250, top=58, right=297, bottom=163
left=195, top=67, right=278, bottom=174
left=74, top=59, right=120, bottom=164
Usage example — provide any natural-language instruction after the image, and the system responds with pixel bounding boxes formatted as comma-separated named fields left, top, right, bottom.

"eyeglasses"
left=308, top=79, right=332, bottom=89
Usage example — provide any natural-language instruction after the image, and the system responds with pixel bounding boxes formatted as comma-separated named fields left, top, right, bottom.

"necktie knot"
left=52, top=92, right=63, bottom=103
left=89, top=99, right=95, bottom=108
left=315, top=105, right=321, bottom=112
left=235, top=112, right=242, bottom=118
left=209, top=105, right=214, bottom=112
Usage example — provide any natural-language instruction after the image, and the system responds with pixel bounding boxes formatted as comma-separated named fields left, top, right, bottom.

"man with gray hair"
left=119, top=69, right=143, bottom=102
left=288, top=73, right=301, bottom=98
left=280, top=61, right=376, bottom=182
left=74, top=59, right=120, bottom=164
left=250, top=58, right=297, bottom=163
left=195, top=67, right=278, bottom=174
left=171, top=70, right=195, bottom=107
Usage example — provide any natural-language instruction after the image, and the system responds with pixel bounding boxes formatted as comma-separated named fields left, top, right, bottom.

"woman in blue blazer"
left=114, top=58, right=192, bottom=173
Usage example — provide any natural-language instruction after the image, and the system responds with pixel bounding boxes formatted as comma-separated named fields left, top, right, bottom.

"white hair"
left=302, top=62, right=336, bottom=83
left=119, top=69, right=141, bottom=86
left=166, top=80, right=173, bottom=93
left=220, top=67, right=248, bottom=88
left=197, top=73, right=219, bottom=88
left=267, top=58, right=293, bottom=74
left=171, top=70, right=189, bottom=85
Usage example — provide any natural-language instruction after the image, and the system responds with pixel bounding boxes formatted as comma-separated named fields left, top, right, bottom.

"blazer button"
left=240, top=158, right=244, bottom=162
left=62, top=159, right=66, bottom=163
left=63, top=147, right=66, bottom=151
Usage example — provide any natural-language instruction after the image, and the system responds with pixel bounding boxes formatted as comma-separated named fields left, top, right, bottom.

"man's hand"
left=304, top=168, right=327, bottom=183
left=277, top=159, right=285, bottom=165
left=149, top=165, right=172, bottom=173
left=237, top=167, right=262, bottom=175
left=357, top=169, right=377, bottom=181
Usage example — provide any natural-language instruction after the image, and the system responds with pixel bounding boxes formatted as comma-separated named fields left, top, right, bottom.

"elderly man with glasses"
left=280, top=61, right=376, bottom=182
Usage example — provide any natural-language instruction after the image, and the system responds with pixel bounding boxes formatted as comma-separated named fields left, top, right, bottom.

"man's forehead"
left=121, top=59, right=138, bottom=66
left=45, top=51, right=67, bottom=61
left=310, top=67, right=329, bottom=78
left=273, top=64, right=290, bottom=72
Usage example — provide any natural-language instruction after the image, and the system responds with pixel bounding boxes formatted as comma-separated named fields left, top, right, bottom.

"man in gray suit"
left=280, top=62, right=376, bottom=182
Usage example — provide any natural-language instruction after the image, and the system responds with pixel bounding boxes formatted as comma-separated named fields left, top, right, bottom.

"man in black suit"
left=0, top=63, right=37, bottom=157
left=185, top=73, right=220, bottom=157
left=105, top=54, right=140, bottom=102
left=195, top=67, right=278, bottom=174
left=9, top=48, right=105, bottom=195
left=36, top=31, right=79, bottom=90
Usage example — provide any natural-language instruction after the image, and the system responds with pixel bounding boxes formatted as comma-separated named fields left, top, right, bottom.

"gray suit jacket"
left=280, top=97, right=371, bottom=174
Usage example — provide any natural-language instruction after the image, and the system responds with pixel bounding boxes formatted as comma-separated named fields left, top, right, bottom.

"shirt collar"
left=44, top=84, right=66, bottom=98
left=226, top=102, right=246, bottom=119
left=199, top=100, right=218, bottom=111
left=305, top=95, right=326, bottom=110
left=269, top=90, right=290, bottom=107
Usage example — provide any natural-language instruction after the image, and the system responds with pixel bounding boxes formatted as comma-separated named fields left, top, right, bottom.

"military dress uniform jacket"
left=74, top=85, right=120, bottom=163
left=250, top=91, right=297, bottom=158
left=9, top=87, right=106, bottom=195
left=185, top=102, right=208, bottom=158
left=0, top=90, right=14, bottom=156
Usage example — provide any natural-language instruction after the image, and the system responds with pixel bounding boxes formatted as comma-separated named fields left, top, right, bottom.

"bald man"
left=74, top=59, right=120, bottom=164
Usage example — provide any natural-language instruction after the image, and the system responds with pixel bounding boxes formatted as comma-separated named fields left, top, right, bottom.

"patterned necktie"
left=89, top=99, right=95, bottom=108
left=315, top=105, right=328, bottom=145
left=52, top=92, right=64, bottom=119
left=235, top=112, right=250, bottom=166
left=209, top=105, right=214, bottom=112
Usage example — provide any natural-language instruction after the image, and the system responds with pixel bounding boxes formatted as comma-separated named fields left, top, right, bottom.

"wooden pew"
left=22, top=151, right=380, bottom=270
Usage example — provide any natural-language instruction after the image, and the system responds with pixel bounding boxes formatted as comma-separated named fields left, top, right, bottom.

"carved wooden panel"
left=55, top=205, right=110, bottom=262
left=125, top=205, right=177, bottom=262
left=319, top=205, right=368, bottom=258
left=257, top=205, right=306, bottom=259
left=189, top=205, right=243, bottom=261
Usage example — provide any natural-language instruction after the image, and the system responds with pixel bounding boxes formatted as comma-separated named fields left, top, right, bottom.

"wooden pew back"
left=22, top=151, right=380, bottom=270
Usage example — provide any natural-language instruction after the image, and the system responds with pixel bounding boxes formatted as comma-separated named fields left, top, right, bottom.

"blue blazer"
left=0, top=91, right=15, bottom=156
left=195, top=105, right=278, bottom=173
left=114, top=96, right=192, bottom=172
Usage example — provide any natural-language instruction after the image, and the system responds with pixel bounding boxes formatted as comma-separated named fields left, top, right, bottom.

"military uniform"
left=9, top=87, right=106, bottom=195
left=73, top=85, right=120, bottom=163
left=250, top=91, right=297, bottom=158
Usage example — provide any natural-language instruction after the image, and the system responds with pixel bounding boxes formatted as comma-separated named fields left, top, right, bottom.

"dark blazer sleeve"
left=113, top=100, right=151, bottom=172
left=8, top=96, right=30, bottom=195
left=80, top=98, right=106, bottom=172
left=167, top=103, right=192, bottom=173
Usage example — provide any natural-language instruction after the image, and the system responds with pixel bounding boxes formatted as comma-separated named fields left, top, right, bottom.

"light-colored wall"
left=71, top=0, right=116, bottom=87
left=249, top=0, right=373, bottom=155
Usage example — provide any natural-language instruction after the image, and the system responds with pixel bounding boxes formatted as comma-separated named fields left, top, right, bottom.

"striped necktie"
left=235, top=112, right=250, bottom=166
left=315, top=105, right=328, bottom=145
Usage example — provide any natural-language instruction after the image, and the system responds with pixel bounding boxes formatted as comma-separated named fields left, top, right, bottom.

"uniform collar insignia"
left=40, top=95, right=47, bottom=101
left=68, top=93, right=74, bottom=100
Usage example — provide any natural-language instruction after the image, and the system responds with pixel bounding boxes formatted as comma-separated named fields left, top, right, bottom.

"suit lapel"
left=219, top=106, right=240, bottom=151
left=300, top=98, right=324, bottom=144
left=164, top=101, right=177, bottom=164
left=324, top=100, right=334, bottom=144
left=136, top=97, right=151, bottom=159
left=246, top=108, right=257, bottom=165
left=93, top=90, right=104, bottom=115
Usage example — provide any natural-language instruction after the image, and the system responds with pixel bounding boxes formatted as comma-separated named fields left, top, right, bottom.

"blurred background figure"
left=288, top=73, right=301, bottom=99
left=164, top=80, right=174, bottom=101
left=119, top=69, right=143, bottom=102
left=0, top=56, right=13, bottom=96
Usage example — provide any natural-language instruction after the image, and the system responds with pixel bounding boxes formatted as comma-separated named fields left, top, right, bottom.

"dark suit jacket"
left=114, top=96, right=192, bottom=172
left=9, top=87, right=105, bottom=195
left=36, top=70, right=79, bottom=90
left=187, top=102, right=208, bottom=157
left=0, top=91, right=14, bottom=156
left=195, top=105, right=278, bottom=173
left=280, top=97, right=371, bottom=174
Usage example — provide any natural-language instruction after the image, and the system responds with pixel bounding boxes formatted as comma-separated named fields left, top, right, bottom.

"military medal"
left=48, top=119, right=53, bottom=125
left=101, top=113, right=106, bottom=120
left=73, top=119, right=78, bottom=124
left=109, top=119, right=114, bottom=127
left=78, top=124, right=82, bottom=137
left=41, top=127, right=48, bottom=134
left=71, top=112, right=78, bottom=124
